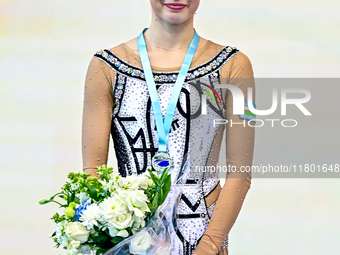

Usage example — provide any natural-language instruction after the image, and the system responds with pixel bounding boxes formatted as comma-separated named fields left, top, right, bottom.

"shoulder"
left=205, top=41, right=253, bottom=77
left=213, top=41, right=252, bottom=63
left=86, top=48, right=120, bottom=81
left=207, top=40, right=254, bottom=77
left=90, top=40, right=127, bottom=70
left=91, top=35, right=141, bottom=72
left=121, top=36, right=139, bottom=52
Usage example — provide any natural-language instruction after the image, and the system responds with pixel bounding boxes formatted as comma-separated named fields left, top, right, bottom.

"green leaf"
left=158, top=188, right=163, bottom=205
left=110, top=236, right=124, bottom=244
left=67, top=193, right=72, bottom=204
left=97, top=248, right=111, bottom=254
left=160, top=175, right=171, bottom=204
left=159, top=168, right=169, bottom=184
left=150, top=192, right=159, bottom=214
left=74, top=197, right=80, bottom=204
left=70, top=192, right=75, bottom=202
left=86, top=185, right=98, bottom=201
left=149, top=171, right=160, bottom=186
left=92, top=233, right=109, bottom=244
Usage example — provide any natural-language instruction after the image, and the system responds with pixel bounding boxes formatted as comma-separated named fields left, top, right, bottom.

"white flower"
left=68, top=240, right=81, bottom=255
left=60, top=236, right=80, bottom=255
left=80, top=203, right=101, bottom=230
left=100, top=179, right=116, bottom=193
left=55, top=220, right=68, bottom=243
left=117, top=229, right=129, bottom=237
left=65, top=222, right=90, bottom=243
left=99, top=195, right=133, bottom=233
left=138, top=172, right=154, bottom=189
left=131, top=190, right=149, bottom=208
left=131, top=214, right=146, bottom=234
left=79, top=192, right=90, bottom=204
left=122, top=190, right=150, bottom=216
left=117, top=175, right=140, bottom=190
left=71, top=182, right=80, bottom=191
left=105, top=222, right=130, bottom=237
left=55, top=221, right=88, bottom=255
left=105, top=223, right=118, bottom=237
left=129, top=230, right=152, bottom=255
left=77, top=244, right=98, bottom=255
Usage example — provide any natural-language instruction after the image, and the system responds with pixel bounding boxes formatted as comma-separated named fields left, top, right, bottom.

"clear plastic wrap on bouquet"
left=103, top=157, right=190, bottom=255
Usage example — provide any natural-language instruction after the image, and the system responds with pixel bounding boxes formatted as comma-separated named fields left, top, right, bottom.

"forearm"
left=194, top=174, right=251, bottom=254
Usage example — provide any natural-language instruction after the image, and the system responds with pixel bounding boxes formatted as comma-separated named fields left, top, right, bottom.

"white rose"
left=106, top=223, right=118, bottom=237
left=138, top=174, right=153, bottom=189
left=99, top=195, right=133, bottom=231
left=131, top=214, right=146, bottom=234
left=130, top=190, right=150, bottom=211
left=111, top=211, right=133, bottom=230
left=129, top=230, right=152, bottom=255
left=118, top=175, right=140, bottom=190
left=120, top=190, right=150, bottom=218
left=65, top=222, right=90, bottom=243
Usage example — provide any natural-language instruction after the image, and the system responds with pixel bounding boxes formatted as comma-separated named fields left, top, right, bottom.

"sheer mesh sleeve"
left=194, top=52, right=255, bottom=255
left=82, top=56, right=116, bottom=179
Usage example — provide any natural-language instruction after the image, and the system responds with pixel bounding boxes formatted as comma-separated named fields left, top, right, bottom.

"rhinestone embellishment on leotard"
left=95, top=46, right=238, bottom=83
left=113, top=74, right=126, bottom=115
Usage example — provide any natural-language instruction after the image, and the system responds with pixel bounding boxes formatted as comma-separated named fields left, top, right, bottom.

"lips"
left=165, top=3, right=186, bottom=10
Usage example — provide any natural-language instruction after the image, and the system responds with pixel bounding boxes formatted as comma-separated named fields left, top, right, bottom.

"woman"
left=82, top=1, right=255, bottom=254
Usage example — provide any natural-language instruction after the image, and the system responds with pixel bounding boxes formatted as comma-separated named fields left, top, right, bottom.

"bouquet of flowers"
left=39, top=165, right=172, bottom=255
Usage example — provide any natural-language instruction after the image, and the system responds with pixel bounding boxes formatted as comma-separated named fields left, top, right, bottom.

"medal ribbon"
left=137, top=27, right=200, bottom=152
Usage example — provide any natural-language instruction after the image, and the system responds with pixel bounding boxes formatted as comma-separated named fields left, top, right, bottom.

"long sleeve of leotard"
left=194, top=52, right=255, bottom=255
left=82, top=56, right=116, bottom=179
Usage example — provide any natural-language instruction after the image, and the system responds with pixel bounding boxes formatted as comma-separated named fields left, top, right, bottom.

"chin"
left=163, top=15, right=191, bottom=25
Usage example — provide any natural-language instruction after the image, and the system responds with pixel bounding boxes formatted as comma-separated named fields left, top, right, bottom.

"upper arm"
left=82, top=55, right=116, bottom=177
left=221, top=52, right=256, bottom=181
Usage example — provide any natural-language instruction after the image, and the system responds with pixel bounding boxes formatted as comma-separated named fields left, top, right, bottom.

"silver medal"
left=152, top=151, right=172, bottom=174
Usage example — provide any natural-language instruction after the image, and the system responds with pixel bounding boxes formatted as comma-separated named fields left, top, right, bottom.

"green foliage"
left=146, top=168, right=171, bottom=215
left=39, top=199, right=48, bottom=205
left=96, top=247, right=111, bottom=254
left=91, top=233, right=109, bottom=244
left=51, top=212, right=67, bottom=223
left=96, top=164, right=114, bottom=182
left=86, top=176, right=105, bottom=203
left=110, top=236, right=124, bottom=244
left=161, top=174, right=171, bottom=205
left=39, top=167, right=105, bottom=210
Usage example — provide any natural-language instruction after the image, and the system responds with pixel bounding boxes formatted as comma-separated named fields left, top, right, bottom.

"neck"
left=144, top=14, right=195, bottom=51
